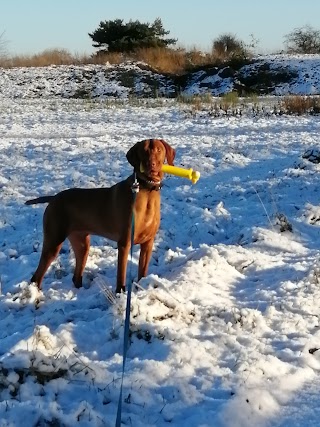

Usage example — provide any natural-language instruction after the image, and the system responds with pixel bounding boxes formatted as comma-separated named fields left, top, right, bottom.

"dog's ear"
left=161, top=140, right=176, bottom=166
left=126, top=141, right=142, bottom=169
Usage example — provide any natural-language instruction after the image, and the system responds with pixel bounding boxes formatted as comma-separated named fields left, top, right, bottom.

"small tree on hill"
left=89, top=18, right=177, bottom=53
left=213, top=33, right=242, bottom=56
left=212, top=33, right=251, bottom=60
left=284, top=25, right=320, bottom=54
left=212, top=33, right=255, bottom=65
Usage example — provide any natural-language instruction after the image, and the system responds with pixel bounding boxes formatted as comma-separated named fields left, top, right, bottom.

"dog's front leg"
left=116, top=242, right=131, bottom=293
left=138, top=238, right=155, bottom=281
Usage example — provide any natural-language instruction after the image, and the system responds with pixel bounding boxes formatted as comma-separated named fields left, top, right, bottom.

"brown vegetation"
left=0, top=46, right=249, bottom=75
left=0, top=48, right=88, bottom=68
left=281, top=95, right=320, bottom=115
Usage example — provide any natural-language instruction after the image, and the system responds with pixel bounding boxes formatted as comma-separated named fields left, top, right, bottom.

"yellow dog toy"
left=161, top=164, right=200, bottom=184
left=140, top=163, right=200, bottom=184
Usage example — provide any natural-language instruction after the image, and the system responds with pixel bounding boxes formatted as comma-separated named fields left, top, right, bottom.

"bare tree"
left=284, top=25, right=320, bottom=54
left=0, top=31, right=8, bottom=59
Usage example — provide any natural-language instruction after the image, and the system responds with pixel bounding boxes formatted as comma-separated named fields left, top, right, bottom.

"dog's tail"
left=25, top=196, right=55, bottom=205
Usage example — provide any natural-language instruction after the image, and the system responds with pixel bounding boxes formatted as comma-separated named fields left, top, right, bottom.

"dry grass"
left=91, top=51, right=125, bottom=65
left=281, top=96, right=320, bottom=115
left=132, top=47, right=187, bottom=74
left=0, top=48, right=88, bottom=68
left=0, top=46, right=236, bottom=74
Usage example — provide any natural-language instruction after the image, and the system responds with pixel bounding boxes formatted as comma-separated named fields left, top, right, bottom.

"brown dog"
left=26, top=139, right=175, bottom=293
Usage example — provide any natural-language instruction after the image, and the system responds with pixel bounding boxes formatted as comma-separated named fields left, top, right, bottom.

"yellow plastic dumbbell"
left=140, top=163, right=200, bottom=184
left=161, top=164, right=200, bottom=184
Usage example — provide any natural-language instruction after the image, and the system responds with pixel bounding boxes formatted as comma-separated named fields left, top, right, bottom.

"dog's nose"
left=149, top=158, right=157, bottom=169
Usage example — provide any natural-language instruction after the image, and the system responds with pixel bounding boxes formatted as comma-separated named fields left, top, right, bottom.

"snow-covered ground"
left=241, top=54, right=320, bottom=96
left=0, top=62, right=175, bottom=99
left=1, top=96, right=320, bottom=426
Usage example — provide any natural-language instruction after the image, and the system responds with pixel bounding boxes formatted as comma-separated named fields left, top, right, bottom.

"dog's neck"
left=129, top=173, right=162, bottom=192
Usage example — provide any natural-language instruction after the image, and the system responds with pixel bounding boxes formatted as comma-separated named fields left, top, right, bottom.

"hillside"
left=1, top=54, right=320, bottom=99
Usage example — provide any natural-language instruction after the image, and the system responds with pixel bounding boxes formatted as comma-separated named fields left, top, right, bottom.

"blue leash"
left=115, top=176, right=139, bottom=427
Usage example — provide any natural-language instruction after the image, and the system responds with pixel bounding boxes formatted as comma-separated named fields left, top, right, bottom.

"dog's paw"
left=18, top=282, right=44, bottom=309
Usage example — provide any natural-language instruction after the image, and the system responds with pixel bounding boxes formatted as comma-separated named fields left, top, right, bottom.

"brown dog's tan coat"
left=26, top=139, right=175, bottom=293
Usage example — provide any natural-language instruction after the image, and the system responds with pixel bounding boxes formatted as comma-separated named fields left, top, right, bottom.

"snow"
left=1, top=54, right=320, bottom=99
left=0, top=62, right=174, bottom=99
left=1, top=58, right=320, bottom=426
left=241, top=54, right=320, bottom=96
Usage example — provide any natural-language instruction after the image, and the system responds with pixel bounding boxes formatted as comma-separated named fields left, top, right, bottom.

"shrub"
left=220, top=91, right=239, bottom=112
left=176, top=93, right=213, bottom=105
left=212, top=33, right=251, bottom=62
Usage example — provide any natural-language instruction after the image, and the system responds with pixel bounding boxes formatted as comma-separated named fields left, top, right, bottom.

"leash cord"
left=115, top=176, right=139, bottom=427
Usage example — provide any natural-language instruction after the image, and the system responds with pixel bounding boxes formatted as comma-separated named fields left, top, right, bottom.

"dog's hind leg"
left=31, top=240, right=63, bottom=289
left=68, top=232, right=90, bottom=288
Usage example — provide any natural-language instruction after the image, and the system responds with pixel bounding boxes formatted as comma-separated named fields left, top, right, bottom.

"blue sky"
left=1, top=0, right=320, bottom=55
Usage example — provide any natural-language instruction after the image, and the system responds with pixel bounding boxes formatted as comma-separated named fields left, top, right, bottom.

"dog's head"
left=126, top=139, right=176, bottom=183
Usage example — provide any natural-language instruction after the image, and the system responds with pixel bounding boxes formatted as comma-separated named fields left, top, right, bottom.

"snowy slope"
left=1, top=54, right=320, bottom=98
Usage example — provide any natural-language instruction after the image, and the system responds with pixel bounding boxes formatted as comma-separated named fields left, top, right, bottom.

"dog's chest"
left=133, top=192, right=161, bottom=243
